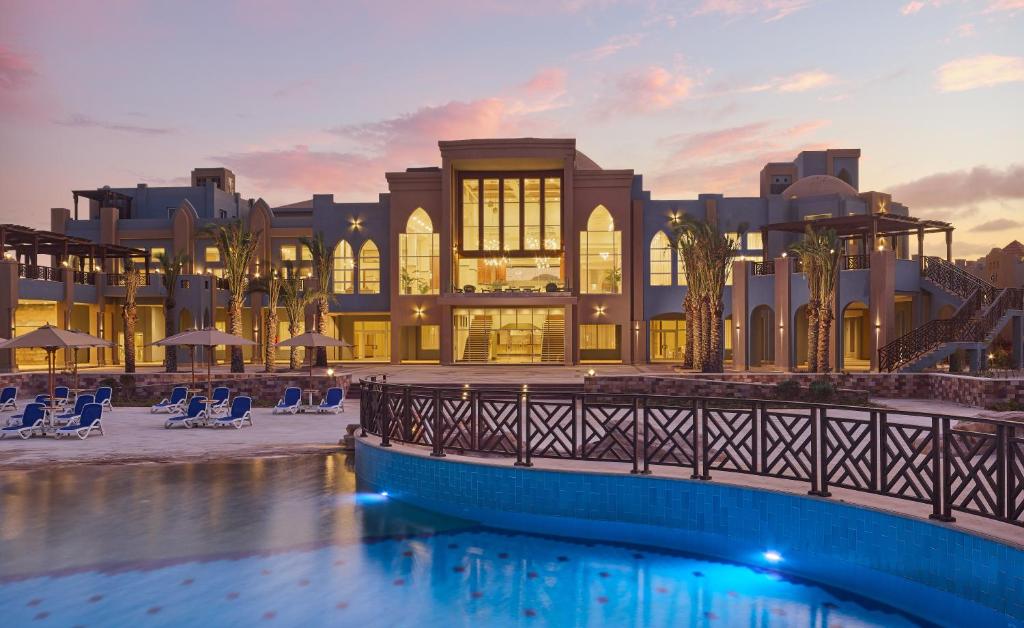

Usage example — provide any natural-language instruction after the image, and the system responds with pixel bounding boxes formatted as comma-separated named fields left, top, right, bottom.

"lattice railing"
left=360, top=380, right=1024, bottom=528
left=922, top=256, right=991, bottom=300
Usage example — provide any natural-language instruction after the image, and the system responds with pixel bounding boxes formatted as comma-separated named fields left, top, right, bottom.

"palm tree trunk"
left=288, top=320, right=301, bottom=370
left=315, top=296, right=329, bottom=367
left=682, top=293, right=694, bottom=369
left=228, top=296, right=244, bottom=372
left=700, top=298, right=712, bottom=372
left=818, top=305, right=834, bottom=373
left=164, top=303, right=177, bottom=373
left=124, top=306, right=137, bottom=373
left=264, top=311, right=278, bottom=373
left=710, top=303, right=723, bottom=372
left=806, top=299, right=819, bottom=373
left=691, top=299, right=704, bottom=371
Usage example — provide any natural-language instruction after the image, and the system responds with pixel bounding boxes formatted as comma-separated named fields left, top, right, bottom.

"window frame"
left=456, top=170, right=563, bottom=258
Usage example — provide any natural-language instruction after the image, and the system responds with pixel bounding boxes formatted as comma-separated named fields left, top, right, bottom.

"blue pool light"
left=380, top=491, right=389, bottom=497
left=763, top=550, right=783, bottom=563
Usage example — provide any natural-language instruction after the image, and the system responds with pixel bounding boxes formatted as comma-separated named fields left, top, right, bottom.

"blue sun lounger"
left=213, top=396, right=253, bottom=429
left=55, top=403, right=104, bottom=440
left=151, top=386, right=188, bottom=414
left=317, top=387, right=345, bottom=414
left=164, top=397, right=207, bottom=429
left=273, top=387, right=301, bottom=414
left=54, top=394, right=95, bottom=426
left=0, top=386, right=17, bottom=412
left=1, top=403, right=45, bottom=440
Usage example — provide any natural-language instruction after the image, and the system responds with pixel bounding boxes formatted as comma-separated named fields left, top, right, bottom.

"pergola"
left=0, top=223, right=150, bottom=278
left=72, top=188, right=133, bottom=221
left=759, top=213, right=954, bottom=266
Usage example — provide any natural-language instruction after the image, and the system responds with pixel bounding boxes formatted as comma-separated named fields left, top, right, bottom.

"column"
left=945, top=230, right=953, bottom=263
left=774, top=256, right=792, bottom=371
left=0, top=259, right=17, bottom=372
left=917, top=228, right=925, bottom=273
left=868, top=249, right=896, bottom=371
left=1012, top=315, right=1023, bottom=370
left=731, top=260, right=750, bottom=371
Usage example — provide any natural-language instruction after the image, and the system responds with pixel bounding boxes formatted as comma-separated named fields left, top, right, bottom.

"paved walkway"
left=0, top=407, right=355, bottom=470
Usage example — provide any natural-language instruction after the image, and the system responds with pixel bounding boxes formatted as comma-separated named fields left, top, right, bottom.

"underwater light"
left=380, top=491, right=389, bottom=497
left=763, top=550, right=783, bottom=563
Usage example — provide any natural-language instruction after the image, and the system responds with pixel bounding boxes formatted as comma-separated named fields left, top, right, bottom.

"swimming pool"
left=0, top=454, right=1001, bottom=626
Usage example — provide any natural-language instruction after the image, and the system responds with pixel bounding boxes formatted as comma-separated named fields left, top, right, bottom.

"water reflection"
left=0, top=453, right=470, bottom=579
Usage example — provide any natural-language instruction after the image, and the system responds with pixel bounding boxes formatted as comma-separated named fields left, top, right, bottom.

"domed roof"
left=781, top=175, right=859, bottom=199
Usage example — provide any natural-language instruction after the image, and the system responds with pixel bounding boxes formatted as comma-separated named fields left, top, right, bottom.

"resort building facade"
left=2, top=138, right=1021, bottom=372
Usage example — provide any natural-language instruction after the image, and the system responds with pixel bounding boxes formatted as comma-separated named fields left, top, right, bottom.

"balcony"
left=18, top=264, right=60, bottom=282
left=440, top=284, right=576, bottom=306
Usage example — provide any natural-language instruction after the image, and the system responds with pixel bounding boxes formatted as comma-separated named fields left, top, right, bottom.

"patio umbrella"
left=0, top=325, right=108, bottom=406
left=65, top=329, right=114, bottom=391
left=152, top=329, right=200, bottom=388
left=276, top=331, right=352, bottom=388
left=153, top=327, right=255, bottom=401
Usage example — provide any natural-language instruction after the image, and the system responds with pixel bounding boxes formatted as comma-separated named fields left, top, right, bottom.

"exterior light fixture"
left=350, top=217, right=363, bottom=230
left=595, top=305, right=606, bottom=316
left=414, top=306, right=425, bottom=318
left=254, top=272, right=260, bottom=278
left=327, top=368, right=335, bottom=377
left=587, top=368, right=596, bottom=377
left=988, top=353, right=995, bottom=360
left=781, top=252, right=788, bottom=258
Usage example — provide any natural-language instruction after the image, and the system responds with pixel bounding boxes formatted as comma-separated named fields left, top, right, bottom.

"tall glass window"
left=650, top=231, right=672, bottom=286
left=358, top=240, right=380, bottom=294
left=580, top=205, right=621, bottom=294
left=399, top=208, right=439, bottom=295
left=332, top=240, right=354, bottom=294
left=458, top=173, right=560, bottom=254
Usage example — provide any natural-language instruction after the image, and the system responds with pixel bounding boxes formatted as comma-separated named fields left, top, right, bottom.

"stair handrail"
left=970, top=287, right=1024, bottom=343
left=878, top=287, right=985, bottom=371
left=922, top=256, right=992, bottom=300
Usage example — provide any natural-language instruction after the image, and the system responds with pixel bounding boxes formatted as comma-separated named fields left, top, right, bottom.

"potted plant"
left=400, top=268, right=417, bottom=295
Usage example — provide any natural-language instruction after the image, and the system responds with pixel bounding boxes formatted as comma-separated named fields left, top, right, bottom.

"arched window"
left=580, top=205, right=621, bottom=294
left=399, top=208, right=439, bottom=295
left=332, top=240, right=354, bottom=294
left=358, top=240, right=380, bottom=294
left=650, top=231, right=672, bottom=286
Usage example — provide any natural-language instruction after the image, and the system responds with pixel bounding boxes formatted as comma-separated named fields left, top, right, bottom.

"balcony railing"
left=751, top=261, right=775, bottom=276
left=18, top=264, right=59, bottom=281
left=106, top=273, right=154, bottom=287
left=360, top=379, right=1024, bottom=528
left=841, top=254, right=870, bottom=271
left=72, top=270, right=97, bottom=285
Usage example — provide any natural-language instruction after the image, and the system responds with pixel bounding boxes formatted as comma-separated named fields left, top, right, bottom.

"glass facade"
left=650, top=317, right=686, bottom=362
left=332, top=241, right=354, bottom=294
left=454, top=308, right=565, bottom=364
left=399, top=208, right=439, bottom=295
left=580, top=206, right=621, bottom=294
left=458, top=173, right=561, bottom=254
left=650, top=231, right=672, bottom=286
left=358, top=241, right=380, bottom=294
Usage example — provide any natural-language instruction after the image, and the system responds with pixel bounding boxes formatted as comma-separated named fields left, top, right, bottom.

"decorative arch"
left=650, top=231, right=672, bottom=286
left=750, top=304, right=775, bottom=366
left=580, top=205, right=622, bottom=294
left=842, top=300, right=870, bottom=369
left=406, top=208, right=434, bottom=234
left=399, top=208, right=439, bottom=294
left=358, top=240, right=381, bottom=294
left=332, top=240, right=354, bottom=294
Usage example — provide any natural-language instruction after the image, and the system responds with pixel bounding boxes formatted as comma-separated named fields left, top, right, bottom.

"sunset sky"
left=1, top=0, right=1022, bottom=258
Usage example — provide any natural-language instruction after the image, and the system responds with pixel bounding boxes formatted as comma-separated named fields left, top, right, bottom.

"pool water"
left=0, top=454, right=954, bottom=626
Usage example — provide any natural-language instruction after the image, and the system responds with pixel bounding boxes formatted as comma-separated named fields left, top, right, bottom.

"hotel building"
left=2, top=138, right=1021, bottom=373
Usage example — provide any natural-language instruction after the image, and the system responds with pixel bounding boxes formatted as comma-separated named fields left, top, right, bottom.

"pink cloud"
left=520, top=68, right=567, bottom=96
left=597, top=66, right=694, bottom=116
left=936, top=54, right=1024, bottom=91
left=984, top=0, right=1024, bottom=14
left=0, top=46, right=35, bottom=90
left=55, top=113, right=175, bottom=135
left=215, top=145, right=384, bottom=200
left=900, top=1, right=927, bottom=15
left=652, top=120, right=831, bottom=196
left=693, top=0, right=813, bottom=22
left=888, top=163, right=1024, bottom=209
left=575, top=33, right=645, bottom=61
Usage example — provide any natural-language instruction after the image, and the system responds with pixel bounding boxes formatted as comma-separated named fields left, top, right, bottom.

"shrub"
left=774, top=379, right=801, bottom=400
left=808, top=378, right=835, bottom=401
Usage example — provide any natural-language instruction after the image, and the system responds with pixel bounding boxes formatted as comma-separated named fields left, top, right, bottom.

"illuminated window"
left=746, top=232, right=763, bottom=251
left=458, top=173, right=561, bottom=253
left=421, top=325, right=439, bottom=351
left=358, top=240, right=380, bottom=294
left=805, top=213, right=832, bottom=221
left=677, top=252, right=687, bottom=286
left=579, top=324, right=617, bottom=350
left=300, top=245, right=312, bottom=261
left=726, top=255, right=763, bottom=286
left=150, top=247, right=166, bottom=259
left=399, top=208, right=439, bottom=295
left=204, top=247, right=220, bottom=263
left=331, top=240, right=354, bottom=294
left=280, top=245, right=297, bottom=261
left=650, top=231, right=672, bottom=286
left=580, top=205, right=621, bottom=294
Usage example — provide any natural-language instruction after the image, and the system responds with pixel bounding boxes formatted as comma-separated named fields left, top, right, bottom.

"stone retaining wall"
left=0, top=371, right=351, bottom=406
left=585, top=372, right=1023, bottom=408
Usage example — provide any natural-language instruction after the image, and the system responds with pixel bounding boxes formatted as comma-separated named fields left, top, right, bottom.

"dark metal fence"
left=359, top=378, right=1024, bottom=528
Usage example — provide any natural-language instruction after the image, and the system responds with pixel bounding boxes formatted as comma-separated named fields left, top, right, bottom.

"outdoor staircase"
left=461, top=315, right=492, bottom=362
left=540, top=314, right=565, bottom=363
left=879, top=256, right=1023, bottom=371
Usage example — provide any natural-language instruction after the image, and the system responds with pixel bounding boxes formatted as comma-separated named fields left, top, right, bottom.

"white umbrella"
left=153, top=328, right=255, bottom=400
left=276, top=331, right=352, bottom=381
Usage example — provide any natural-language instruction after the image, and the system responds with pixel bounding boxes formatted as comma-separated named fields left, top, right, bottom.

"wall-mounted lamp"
left=988, top=353, right=995, bottom=360
left=670, top=211, right=680, bottom=224
left=594, top=305, right=606, bottom=317
left=633, top=321, right=640, bottom=332
left=414, top=306, right=425, bottom=318
left=586, top=368, right=596, bottom=377
left=781, top=252, right=788, bottom=258
left=350, top=217, right=363, bottom=231
left=327, top=368, right=335, bottom=377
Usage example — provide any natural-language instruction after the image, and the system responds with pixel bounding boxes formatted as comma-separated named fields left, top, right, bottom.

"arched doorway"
left=794, top=304, right=810, bottom=370
left=750, top=305, right=775, bottom=367
left=842, top=301, right=870, bottom=371
left=650, top=313, right=685, bottom=362
left=724, top=315, right=733, bottom=367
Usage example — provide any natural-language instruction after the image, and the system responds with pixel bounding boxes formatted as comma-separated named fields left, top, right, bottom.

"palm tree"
left=674, top=218, right=743, bottom=372
left=790, top=227, right=840, bottom=372
left=299, top=233, right=332, bottom=367
left=156, top=250, right=190, bottom=373
left=248, top=271, right=283, bottom=372
left=121, top=261, right=143, bottom=373
left=280, top=261, right=308, bottom=370
left=200, top=220, right=260, bottom=372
